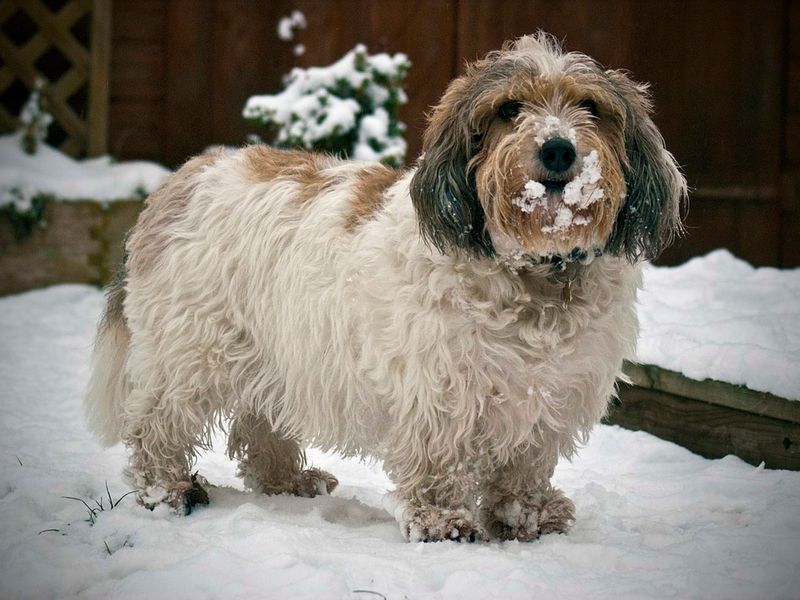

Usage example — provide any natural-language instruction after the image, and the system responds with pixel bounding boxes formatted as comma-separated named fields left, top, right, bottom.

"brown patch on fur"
left=344, top=165, right=401, bottom=231
left=127, top=150, right=221, bottom=279
left=243, top=145, right=338, bottom=205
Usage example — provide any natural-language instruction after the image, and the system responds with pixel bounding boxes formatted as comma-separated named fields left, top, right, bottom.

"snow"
left=1, top=284, right=799, bottom=599
left=638, top=249, right=800, bottom=401
left=18, top=83, right=52, bottom=151
left=513, top=151, right=602, bottom=231
left=542, top=205, right=575, bottom=233
left=277, top=10, right=306, bottom=41
left=353, top=108, right=406, bottom=164
left=562, top=150, right=604, bottom=209
left=533, top=115, right=577, bottom=146
left=511, top=180, right=546, bottom=213
left=0, top=133, right=169, bottom=212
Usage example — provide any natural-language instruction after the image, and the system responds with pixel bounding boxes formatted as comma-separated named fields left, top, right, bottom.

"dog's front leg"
left=480, top=444, right=575, bottom=542
left=383, top=425, right=488, bottom=543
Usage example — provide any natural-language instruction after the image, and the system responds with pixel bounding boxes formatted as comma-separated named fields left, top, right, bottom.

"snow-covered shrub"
left=0, top=186, right=46, bottom=241
left=18, top=82, right=53, bottom=156
left=243, top=45, right=410, bottom=167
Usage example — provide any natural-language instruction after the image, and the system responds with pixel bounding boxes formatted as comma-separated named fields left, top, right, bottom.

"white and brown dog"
left=86, top=33, right=685, bottom=542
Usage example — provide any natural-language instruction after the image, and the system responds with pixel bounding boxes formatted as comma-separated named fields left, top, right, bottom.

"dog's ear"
left=604, top=70, right=687, bottom=262
left=410, top=76, right=494, bottom=257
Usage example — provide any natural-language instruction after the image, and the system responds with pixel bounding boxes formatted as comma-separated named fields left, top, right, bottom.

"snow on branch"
left=243, top=45, right=411, bottom=167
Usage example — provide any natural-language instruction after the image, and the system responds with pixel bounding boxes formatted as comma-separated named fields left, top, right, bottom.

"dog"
left=85, top=33, right=685, bottom=542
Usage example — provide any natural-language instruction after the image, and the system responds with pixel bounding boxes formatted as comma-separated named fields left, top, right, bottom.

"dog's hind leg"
left=226, top=412, right=338, bottom=497
left=122, top=388, right=211, bottom=515
left=479, top=443, right=575, bottom=542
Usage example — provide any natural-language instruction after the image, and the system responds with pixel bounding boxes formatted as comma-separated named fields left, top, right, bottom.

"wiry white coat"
left=86, top=32, right=684, bottom=542
left=88, top=148, right=639, bottom=520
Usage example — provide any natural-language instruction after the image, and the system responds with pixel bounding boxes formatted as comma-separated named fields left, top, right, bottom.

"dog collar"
left=496, top=247, right=602, bottom=308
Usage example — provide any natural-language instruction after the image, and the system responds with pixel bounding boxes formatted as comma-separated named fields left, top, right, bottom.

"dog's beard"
left=479, top=140, right=626, bottom=261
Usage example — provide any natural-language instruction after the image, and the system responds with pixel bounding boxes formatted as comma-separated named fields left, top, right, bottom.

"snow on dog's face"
left=411, top=33, right=686, bottom=261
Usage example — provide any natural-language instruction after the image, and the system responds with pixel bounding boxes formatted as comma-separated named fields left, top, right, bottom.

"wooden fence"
left=1, top=0, right=797, bottom=267
left=0, top=0, right=110, bottom=156
left=106, top=0, right=797, bottom=268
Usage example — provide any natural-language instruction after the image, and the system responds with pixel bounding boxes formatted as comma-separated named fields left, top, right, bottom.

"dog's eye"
left=498, top=101, right=522, bottom=121
left=579, top=98, right=599, bottom=118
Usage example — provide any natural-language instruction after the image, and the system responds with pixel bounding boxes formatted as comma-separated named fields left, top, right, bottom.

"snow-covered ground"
left=1, top=284, right=799, bottom=599
left=638, top=250, right=800, bottom=400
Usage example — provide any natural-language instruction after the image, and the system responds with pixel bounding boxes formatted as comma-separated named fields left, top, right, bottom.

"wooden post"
left=88, top=0, right=111, bottom=156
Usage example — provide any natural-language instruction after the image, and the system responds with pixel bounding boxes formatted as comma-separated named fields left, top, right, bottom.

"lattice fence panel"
left=0, top=0, right=110, bottom=156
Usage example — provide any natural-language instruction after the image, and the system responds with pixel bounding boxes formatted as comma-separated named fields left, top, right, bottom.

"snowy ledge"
left=622, top=361, right=800, bottom=423
left=0, top=133, right=169, bottom=213
left=611, top=361, right=800, bottom=470
left=636, top=250, right=800, bottom=402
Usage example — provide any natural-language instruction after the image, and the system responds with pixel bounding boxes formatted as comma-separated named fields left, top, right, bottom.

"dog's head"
left=410, top=33, right=686, bottom=262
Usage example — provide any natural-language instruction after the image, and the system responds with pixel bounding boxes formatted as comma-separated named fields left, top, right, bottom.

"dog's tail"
left=84, top=266, right=130, bottom=446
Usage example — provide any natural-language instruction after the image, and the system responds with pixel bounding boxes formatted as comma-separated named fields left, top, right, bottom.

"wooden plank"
left=691, top=186, right=781, bottom=202
left=787, top=114, right=800, bottom=167
left=87, top=0, right=111, bottom=156
left=107, top=98, right=161, bottom=160
left=51, top=67, right=86, bottom=100
left=111, top=0, right=165, bottom=42
left=735, top=202, right=782, bottom=266
left=607, top=385, right=800, bottom=471
left=109, top=40, right=163, bottom=101
left=623, top=361, right=800, bottom=424
left=657, top=197, right=738, bottom=266
left=207, top=0, right=292, bottom=157
left=790, top=0, right=800, bottom=59
left=0, top=0, right=17, bottom=22
left=781, top=172, right=800, bottom=267
left=788, top=61, right=800, bottom=114
left=163, top=0, right=213, bottom=166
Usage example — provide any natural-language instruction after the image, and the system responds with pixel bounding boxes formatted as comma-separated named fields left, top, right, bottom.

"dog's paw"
left=484, top=487, right=575, bottom=542
left=402, top=504, right=489, bottom=543
left=292, top=468, right=339, bottom=497
left=137, top=473, right=210, bottom=515
left=537, top=490, right=576, bottom=535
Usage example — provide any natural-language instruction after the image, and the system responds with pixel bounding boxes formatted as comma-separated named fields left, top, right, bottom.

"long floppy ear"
left=604, top=70, right=687, bottom=262
left=410, top=76, right=494, bottom=257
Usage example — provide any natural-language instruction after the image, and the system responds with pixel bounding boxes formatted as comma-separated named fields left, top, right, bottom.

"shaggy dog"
left=85, top=33, right=685, bottom=542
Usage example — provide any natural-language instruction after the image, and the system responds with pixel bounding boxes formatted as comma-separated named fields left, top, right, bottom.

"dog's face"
left=411, top=33, right=686, bottom=262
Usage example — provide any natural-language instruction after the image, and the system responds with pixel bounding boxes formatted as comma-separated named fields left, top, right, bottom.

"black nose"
left=540, top=138, right=576, bottom=173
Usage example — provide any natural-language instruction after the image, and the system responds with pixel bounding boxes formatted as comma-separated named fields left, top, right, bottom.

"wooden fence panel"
left=101, top=0, right=796, bottom=267
left=456, top=0, right=787, bottom=266
left=0, top=0, right=110, bottom=156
